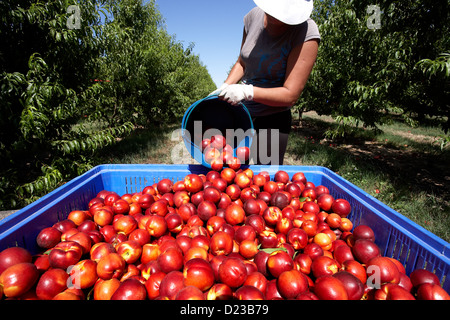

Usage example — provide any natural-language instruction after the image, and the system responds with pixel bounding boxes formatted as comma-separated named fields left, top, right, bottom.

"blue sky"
left=153, top=0, right=257, bottom=87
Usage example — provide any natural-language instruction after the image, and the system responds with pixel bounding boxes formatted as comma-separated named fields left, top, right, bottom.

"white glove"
left=218, top=84, right=254, bottom=106
left=208, top=83, right=229, bottom=96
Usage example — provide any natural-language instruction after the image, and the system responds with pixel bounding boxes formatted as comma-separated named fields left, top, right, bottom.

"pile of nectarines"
left=1, top=163, right=449, bottom=300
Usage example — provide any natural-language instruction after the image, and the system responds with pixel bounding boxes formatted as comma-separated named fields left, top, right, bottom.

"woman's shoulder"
left=246, top=6, right=264, bottom=17
left=291, top=18, right=320, bottom=41
left=244, top=7, right=265, bottom=25
left=305, top=18, right=319, bottom=30
left=304, top=18, right=321, bottom=41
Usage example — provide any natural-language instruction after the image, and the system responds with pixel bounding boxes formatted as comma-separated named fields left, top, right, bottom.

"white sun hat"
left=253, top=0, right=314, bottom=25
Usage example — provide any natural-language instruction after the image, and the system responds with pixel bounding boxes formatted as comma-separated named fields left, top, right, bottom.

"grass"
left=98, top=113, right=450, bottom=243
left=99, top=123, right=182, bottom=165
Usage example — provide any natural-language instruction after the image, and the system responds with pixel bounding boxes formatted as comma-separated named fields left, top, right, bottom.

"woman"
left=211, top=0, right=320, bottom=165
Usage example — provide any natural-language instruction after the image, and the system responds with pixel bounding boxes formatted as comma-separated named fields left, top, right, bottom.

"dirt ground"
left=290, top=112, right=450, bottom=203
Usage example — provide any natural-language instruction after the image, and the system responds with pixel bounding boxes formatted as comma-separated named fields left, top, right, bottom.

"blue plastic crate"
left=0, top=164, right=449, bottom=292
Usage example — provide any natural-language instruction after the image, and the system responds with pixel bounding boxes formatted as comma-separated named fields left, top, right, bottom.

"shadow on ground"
left=289, top=117, right=450, bottom=204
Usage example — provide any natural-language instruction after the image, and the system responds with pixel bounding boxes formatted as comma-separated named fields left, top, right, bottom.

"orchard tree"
left=0, top=0, right=118, bottom=208
left=0, top=0, right=215, bottom=209
left=297, top=0, right=449, bottom=137
left=97, top=0, right=215, bottom=126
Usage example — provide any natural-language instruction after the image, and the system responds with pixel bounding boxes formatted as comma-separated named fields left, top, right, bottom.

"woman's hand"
left=218, top=84, right=254, bottom=106
left=208, top=83, right=229, bottom=97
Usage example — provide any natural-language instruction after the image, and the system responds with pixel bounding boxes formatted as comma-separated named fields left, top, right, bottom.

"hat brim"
left=253, top=0, right=314, bottom=25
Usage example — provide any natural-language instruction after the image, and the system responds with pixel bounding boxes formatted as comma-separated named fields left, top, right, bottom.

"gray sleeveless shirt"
left=240, top=7, right=320, bottom=117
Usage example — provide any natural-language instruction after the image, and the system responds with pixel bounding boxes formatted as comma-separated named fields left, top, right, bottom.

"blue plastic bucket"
left=181, top=96, right=255, bottom=167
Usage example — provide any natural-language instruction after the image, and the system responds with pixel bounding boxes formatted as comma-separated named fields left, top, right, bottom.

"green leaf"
left=259, top=247, right=288, bottom=254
